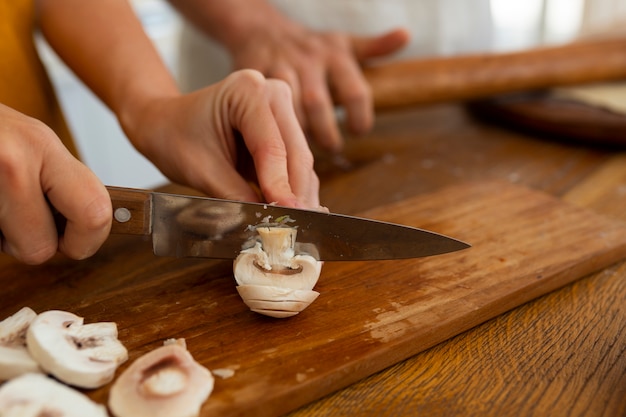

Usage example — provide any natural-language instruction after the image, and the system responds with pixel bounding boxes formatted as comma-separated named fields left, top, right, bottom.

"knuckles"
left=11, top=240, right=59, bottom=266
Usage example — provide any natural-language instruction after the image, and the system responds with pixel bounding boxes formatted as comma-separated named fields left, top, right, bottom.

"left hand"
left=121, top=69, right=320, bottom=209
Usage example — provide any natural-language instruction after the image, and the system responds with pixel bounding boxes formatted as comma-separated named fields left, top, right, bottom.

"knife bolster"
left=107, top=187, right=152, bottom=235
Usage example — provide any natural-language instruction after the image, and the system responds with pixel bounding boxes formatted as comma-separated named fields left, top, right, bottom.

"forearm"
left=167, top=0, right=300, bottom=50
left=36, top=0, right=179, bottom=125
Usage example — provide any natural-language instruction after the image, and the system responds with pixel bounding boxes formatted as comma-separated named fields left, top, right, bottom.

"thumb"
left=352, top=28, right=411, bottom=62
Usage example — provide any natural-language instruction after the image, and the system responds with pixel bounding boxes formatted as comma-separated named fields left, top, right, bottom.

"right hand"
left=0, top=104, right=112, bottom=264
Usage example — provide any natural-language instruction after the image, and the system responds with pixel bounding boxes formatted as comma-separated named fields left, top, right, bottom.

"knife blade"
left=106, top=186, right=470, bottom=261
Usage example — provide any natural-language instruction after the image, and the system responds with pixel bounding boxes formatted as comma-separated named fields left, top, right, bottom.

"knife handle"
left=106, top=186, right=152, bottom=235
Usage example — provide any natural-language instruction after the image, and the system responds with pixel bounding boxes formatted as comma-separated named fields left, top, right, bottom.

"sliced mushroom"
left=108, top=338, right=214, bottom=417
left=234, top=226, right=322, bottom=318
left=236, top=285, right=320, bottom=318
left=0, top=373, right=107, bottom=417
left=236, top=284, right=320, bottom=304
left=0, top=307, right=41, bottom=381
left=26, top=310, right=128, bottom=389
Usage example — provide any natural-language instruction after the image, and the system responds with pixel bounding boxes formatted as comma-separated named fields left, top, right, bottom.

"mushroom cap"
left=0, top=373, right=107, bottom=417
left=109, top=341, right=214, bottom=417
left=234, top=249, right=322, bottom=290
left=26, top=310, right=128, bottom=389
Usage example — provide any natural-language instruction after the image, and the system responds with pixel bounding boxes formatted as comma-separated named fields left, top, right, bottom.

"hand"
left=120, top=69, right=320, bottom=209
left=0, top=104, right=112, bottom=264
left=230, top=25, right=410, bottom=152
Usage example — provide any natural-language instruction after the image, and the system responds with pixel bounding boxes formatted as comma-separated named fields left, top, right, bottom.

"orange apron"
left=0, top=0, right=79, bottom=158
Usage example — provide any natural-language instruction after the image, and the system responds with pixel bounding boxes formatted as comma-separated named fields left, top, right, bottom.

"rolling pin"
left=364, top=37, right=626, bottom=110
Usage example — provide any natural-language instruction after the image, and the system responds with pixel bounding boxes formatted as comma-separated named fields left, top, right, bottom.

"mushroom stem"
left=256, top=227, right=297, bottom=270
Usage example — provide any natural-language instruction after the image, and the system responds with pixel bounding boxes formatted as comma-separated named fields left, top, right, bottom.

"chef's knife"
left=106, top=186, right=469, bottom=261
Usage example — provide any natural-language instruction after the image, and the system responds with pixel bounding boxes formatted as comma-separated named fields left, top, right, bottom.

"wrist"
left=222, top=9, right=292, bottom=49
left=185, top=0, right=303, bottom=52
left=115, top=83, right=180, bottom=153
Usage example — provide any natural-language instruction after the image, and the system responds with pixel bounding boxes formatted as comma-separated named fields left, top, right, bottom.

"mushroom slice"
left=0, top=373, right=107, bottom=417
left=0, top=307, right=41, bottom=381
left=26, top=310, right=128, bottom=389
left=236, top=285, right=320, bottom=304
left=250, top=309, right=300, bottom=319
left=237, top=285, right=320, bottom=317
left=243, top=299, right=310, bottom=312
left=234, top=227, right=323, bottom=318
left=109, top=339, right=214, bottom=417
left=0, top=307, right=40, bottom=380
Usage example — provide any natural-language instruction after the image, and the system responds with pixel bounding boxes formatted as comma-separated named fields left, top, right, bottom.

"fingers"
left=268, top=64, right=306, bottom=130
left=266, top=30, right=409, bottom=149
left=327, top=29, right=409, bottom=135
left=298, top=62, right=344, bottom=152
left=0, top=112, right=111, bottom=264
left=186, top=151, right=262, bottom=203
left=42, top=154, right=112, bottom=261
left=268, top=58, right=343, bottom=152
left=231, top=27, right=410, bottom=152
left=266, top=79, right=320, bottom=208
left=0, top=159, right=59, bottom=264
left=328, top=52, right=373, bottom=135
left=352, top=28, right=411, bottom=60
left=225, top=71, right=319, bottom=208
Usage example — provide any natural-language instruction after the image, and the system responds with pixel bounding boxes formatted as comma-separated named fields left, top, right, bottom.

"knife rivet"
left=114, top=207, right=132, bottom=223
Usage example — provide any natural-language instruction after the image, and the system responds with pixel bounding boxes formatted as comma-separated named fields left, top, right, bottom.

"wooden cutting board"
left=4, top=181, right=626, bottom=416
left=468, top=92, right=626, bottom=147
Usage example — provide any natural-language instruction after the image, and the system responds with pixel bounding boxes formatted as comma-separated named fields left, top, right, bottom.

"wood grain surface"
left=290, top=109, right=626, bottom=417
left=2, top=105, right=625, bottom=416
left=468, top=93, right=626, bottom=147
left=2, top=180, right=626, bottom=416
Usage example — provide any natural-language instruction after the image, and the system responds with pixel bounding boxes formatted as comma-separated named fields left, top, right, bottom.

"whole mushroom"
left=234, top=226, right=322, bottom=318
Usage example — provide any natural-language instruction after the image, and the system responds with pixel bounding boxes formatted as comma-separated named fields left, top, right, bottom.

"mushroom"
left=236, top=285, right=320, bottom=318
left=0, top=307, right=42, bottom=381
left=108, top=338, right=214, bottom=417
left=0, top=373, right=107, bottom=417
left=26, top=310, right=128, bottom=389
left=234, top=226, right=322, bottom=318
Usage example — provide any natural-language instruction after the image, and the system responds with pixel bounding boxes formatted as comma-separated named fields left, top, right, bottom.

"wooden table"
left=2, top=104, right=625, bottom=416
